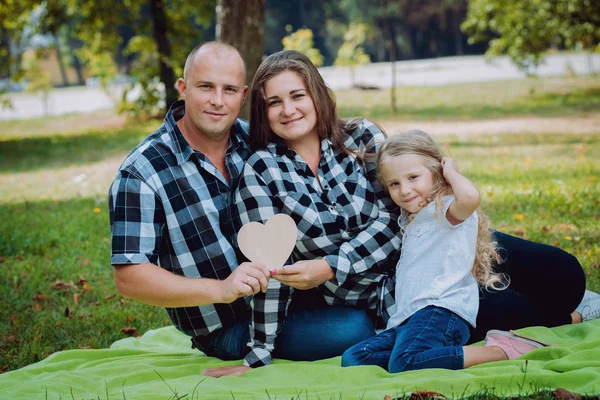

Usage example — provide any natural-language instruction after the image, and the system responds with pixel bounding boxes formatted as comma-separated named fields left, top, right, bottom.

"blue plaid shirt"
left=235, top=119, right=401, bottom=367
left=109, top=100, right=252, bottom=338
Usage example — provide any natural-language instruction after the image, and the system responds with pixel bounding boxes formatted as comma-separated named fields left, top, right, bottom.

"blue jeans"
left=191, top=289, right=376, bottom=361
left=342, top=306, right=470, bottom=373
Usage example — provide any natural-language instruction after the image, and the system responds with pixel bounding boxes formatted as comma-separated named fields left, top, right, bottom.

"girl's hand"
left=441, top=157, right=459, bottom=177
left=272, top=259, right=335, bottom=290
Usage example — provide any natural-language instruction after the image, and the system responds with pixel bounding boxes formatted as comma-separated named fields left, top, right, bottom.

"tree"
left=282, top=28, right=324, bottom=67
left=334, top=23, right=371, bottom=86
left=22, top=49, right=52, bottom=116
left=462, top=0, right=600, bottom=72
left=216, top=0, right=265, bottom=119
left=1, top=0, right=215, bottom=117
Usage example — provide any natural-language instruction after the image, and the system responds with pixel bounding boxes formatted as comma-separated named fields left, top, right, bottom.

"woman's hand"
left=272, top=259, right=335, bottom=290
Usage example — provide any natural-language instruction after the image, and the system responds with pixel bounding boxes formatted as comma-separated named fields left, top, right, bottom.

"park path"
left=380, top=113, right=600, bottom=136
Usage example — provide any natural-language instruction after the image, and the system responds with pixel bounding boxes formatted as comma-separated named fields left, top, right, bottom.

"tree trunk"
left=53, top=34, right=69, bottom=87
left=380, top=11, right=397, bottom=114
left=216, top=0, right=265, bottom=120
left=149, top=0, right=177, bottom=114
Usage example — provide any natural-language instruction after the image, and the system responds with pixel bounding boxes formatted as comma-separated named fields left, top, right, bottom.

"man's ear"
left=241, top=85, right=249, bottom=105
left=177, top=78, right=187, bottom=99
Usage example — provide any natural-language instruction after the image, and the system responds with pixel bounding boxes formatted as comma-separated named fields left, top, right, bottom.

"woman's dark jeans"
left=469, top=231, right=586, bottom=343
left=192, top=288, right=376, bottom=361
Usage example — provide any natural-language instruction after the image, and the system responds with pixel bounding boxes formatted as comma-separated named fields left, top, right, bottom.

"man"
left=108, top=42, right=374, bottom=377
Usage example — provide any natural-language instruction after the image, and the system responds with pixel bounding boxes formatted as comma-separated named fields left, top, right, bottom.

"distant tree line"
left=1, top=0, right=598, bottom=117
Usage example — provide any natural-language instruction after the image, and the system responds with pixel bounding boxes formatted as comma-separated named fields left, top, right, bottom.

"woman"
left=202, top=50, right=591, bottom=377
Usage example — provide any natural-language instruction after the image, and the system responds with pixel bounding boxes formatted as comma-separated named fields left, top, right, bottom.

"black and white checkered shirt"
left=109, top=100, right=252, bottom=339
left=235, top=119, right=401, bottom=367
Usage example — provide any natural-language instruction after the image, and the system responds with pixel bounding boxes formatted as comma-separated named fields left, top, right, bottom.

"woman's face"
left=264, top=70, right=318, bottom=148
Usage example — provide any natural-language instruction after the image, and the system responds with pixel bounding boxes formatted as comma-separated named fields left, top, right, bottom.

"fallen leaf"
left=0, top=257, right=5, bottom=264
left=73, top=293, right=80, bottom=305
left=510, top=229, right=526, bottom=238
left=552, top=388, right=581, bottom=400
left=120, top=327, right=138, bottom=337
left=126, top=315, right=136, bottom=324
left=33, top=304, right=41, bottom=311
left=81, top=258, right=89, bottom=267
left=592, top=262, right=599, bottom=270
left=5, top=336, right=15, bottom=343
left=15, top=255, right=24, bottom=261
left=513, top=214, right=525, bottom=221
left=82, top=283, right=93, bottom=291
left=77, top=276, right=87, bottom=285
left=33, top=294, right=46, bottom=302
left=542, top=226, right=551, bottom=232
left=93, top=208, right=101, bottom=213
left=51, top=280, right=76, bottom=291
left=104, top=294, right=117, bottom=301
left=55, top=321, right=62, bottom=327
left=410, top=390, right=446, bottom=399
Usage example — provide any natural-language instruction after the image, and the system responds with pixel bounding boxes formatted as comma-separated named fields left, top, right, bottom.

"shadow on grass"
left=0, top=127, right=150, bottom=173
left=338, top=87, right=600, bottom=121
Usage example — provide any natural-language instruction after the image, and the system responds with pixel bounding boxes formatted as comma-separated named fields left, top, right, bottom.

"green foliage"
left=334, top=23, right=371, bottom=67
left=462, top=0, right=600, bottom=72
left=282, top=28, right=325, bottom=67
left=21, top=49, right=52, bottom=116
left=1, top=0, right=214, bottom=117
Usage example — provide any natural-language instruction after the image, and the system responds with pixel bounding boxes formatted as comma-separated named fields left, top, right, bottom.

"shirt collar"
left=265, top=136, right=333, bottom=160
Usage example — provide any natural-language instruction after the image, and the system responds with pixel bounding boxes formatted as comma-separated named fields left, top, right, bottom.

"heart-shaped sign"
left=237, top=214, right=297, bottom=270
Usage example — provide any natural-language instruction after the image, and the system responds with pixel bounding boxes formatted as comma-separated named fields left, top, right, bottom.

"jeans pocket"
left=444, top=313, right=471, bottom=346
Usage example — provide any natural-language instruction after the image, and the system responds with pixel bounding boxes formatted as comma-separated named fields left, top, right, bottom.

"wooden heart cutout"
left=237, top=214, right=297, bottom=270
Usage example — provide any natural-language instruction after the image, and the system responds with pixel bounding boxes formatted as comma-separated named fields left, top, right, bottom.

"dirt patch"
left=380, top=113, right=600, bottom=137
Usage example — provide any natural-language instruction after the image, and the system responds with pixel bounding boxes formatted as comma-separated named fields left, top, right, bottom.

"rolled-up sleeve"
left=109, top=169, right=164, bottom=266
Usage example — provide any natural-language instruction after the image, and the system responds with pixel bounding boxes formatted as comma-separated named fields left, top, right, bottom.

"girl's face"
left=264, top=70, right=318, bottom=150
left=380, top=153, right=435, bottom=213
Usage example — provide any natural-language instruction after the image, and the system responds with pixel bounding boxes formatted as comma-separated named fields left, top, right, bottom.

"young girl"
left=342, top=129, right=549, bottom=373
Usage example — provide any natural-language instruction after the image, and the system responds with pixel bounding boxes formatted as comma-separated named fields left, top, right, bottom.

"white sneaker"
left=575, top=289, right=600, bottom=322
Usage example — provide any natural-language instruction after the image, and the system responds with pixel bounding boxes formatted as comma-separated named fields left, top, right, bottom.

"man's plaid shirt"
left=235, top=120, right=401, bottom=367
left=109, top=100, right=252, bottom=339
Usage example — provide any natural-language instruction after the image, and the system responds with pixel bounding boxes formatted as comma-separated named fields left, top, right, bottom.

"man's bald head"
left=183, top=42, right=246, bottom=83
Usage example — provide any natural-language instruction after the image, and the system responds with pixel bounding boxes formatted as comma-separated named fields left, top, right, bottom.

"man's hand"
left=272, top=259, right=334, bottom=290
left=201, top=365, right=252, bottom=377
left=217, top=262, right=271, bottom=303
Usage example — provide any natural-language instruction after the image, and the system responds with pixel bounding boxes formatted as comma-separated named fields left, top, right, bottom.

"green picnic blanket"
left=2, top=320, right=599, bottom=399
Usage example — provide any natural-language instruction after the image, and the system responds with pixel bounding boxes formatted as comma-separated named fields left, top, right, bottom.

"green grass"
left=1, top=76, right=599, bottom=384
left=336, top=75, right=600, bottom=120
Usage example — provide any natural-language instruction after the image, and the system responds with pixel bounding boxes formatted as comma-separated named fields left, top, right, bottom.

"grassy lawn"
left=1, top=75, right=599, bottom=379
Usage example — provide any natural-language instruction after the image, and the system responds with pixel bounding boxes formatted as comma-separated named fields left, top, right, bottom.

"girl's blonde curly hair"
left=377, top=129, right=507, bottom=291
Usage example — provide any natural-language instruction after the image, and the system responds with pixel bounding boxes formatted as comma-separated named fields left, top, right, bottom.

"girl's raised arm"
left=442, top=157, right=480, bottom=225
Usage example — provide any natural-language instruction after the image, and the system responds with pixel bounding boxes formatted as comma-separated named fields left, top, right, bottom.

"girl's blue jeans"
left=341, top=305, right=471, bottom=373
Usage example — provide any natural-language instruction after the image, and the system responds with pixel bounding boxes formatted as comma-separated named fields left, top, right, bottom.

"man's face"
left=178, top=50, right=247, bottom=141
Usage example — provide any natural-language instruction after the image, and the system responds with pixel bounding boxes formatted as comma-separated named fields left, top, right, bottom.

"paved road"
left=1, top=53, right=598, bottom=121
